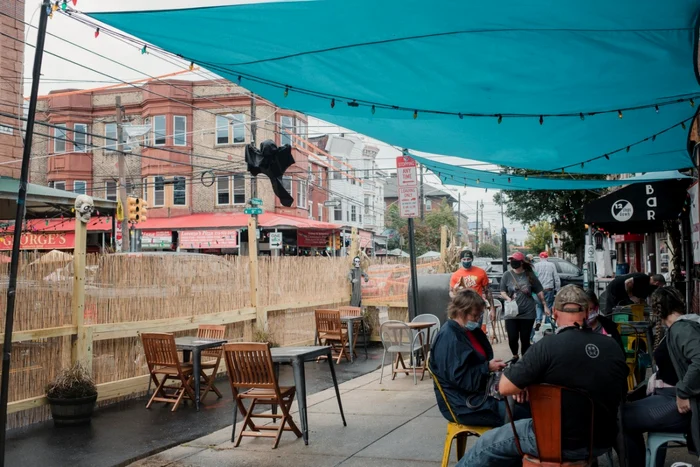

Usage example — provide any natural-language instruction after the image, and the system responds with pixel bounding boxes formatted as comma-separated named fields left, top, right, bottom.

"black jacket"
left=430, top=319, right=498, bottom=424
left=667, top=315, right=700, bottom=457
left=597, top=314, right=625, bottom=351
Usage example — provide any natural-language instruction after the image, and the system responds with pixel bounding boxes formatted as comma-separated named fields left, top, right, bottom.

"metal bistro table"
left=175, top=336, right=227, bottom=411
left=270, top=346, right=347, bottom=445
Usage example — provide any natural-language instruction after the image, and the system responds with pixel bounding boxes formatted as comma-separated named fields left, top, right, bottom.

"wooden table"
left=175, top=336, right=227, bottom=411
left=270, top=346, right=347, bottom=445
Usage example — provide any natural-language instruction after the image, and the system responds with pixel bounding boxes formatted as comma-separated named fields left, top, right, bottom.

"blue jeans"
left=532, top=290, right=555, bottom=341
left=458, top=419, right=609, bottom=467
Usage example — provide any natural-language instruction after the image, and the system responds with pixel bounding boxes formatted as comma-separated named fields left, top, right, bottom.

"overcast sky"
left=18, top=0, right=529, bottom=242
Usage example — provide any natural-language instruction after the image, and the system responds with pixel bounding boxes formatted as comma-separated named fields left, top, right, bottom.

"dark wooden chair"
left=314, top=309, right=350, bottom=364
left=141, top=332, right=195, bottom=412
left=197, top=324, right=226, bottom=400
left=223, top=342, right=302, bottom=449
left=506, top=384, right=596, bottom=467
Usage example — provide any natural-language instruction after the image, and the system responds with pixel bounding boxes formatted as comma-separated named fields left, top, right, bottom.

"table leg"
left=193, top=349, right=202, bottom=411
left=362, top=320, right=368, bottom=360
left=347, top=320, right=355, bottom=363
left=182, top=350, right=191, bottom=363
left=292, top=358, right=309, bottom=445
left=272, top=363, right=280, bottom=422
left=326, top=349, right=347, bottom=427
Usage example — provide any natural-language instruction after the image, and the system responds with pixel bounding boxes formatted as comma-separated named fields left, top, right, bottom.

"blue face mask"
left=465, top=321, right=480, bottom=331
left=462, top=260, right=472, bottom=269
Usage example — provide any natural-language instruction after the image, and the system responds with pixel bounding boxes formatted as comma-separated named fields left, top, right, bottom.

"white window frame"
left=153, top=176, right=165, bottom=206
left=153, top=115, right=166, bottom=146
left=73, top=180, right=87, bottom=195
left=73, top=124, right=88, bottom=153
left=231, top=114, right=245, bottom=144
left=351, top=205, right=357, bottom=223
left=308, top=201, right=313, bottom=219
left=105, top=181, right=117, bottom=201
left=296, top=180, right=307, bottom=208
left=51, top=181, right=66, bottom=191
left=297, top=120, right=307, bottom=148
left=334, top=203, right=343, bottom=221
left=54, top=124, right=67, bottom=154
left=216, top=175, right=230, bottom=205
left=280, top=116, right=294, bottom=146
left=173, top=176, right=187, bottom=206
left=281, top=176, right=292, bottom=195
left=215, top=116, right=229, bottom=145
left=426, top=199, right=433, bottom=211
left=105, top=123, right=117, bottom=151
left=142, top=177, right=148, bottom=202
left=232, top=174, right=245, bottom=205
left=173, top=116, right=187, bottom=146
left=318, top=203, right=323, bottom=222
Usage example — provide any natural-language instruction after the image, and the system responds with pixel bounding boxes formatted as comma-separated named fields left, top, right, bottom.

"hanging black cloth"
left=245, top=140, right=295, bottom=207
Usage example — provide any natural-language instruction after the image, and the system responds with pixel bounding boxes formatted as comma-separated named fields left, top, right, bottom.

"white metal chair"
left=379, top=320, right=425, bottom=385
left=411, top=314, right=441, bottom=346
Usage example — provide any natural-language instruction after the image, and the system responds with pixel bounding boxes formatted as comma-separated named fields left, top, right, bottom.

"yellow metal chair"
left=427, top=359, right=491, bottom=467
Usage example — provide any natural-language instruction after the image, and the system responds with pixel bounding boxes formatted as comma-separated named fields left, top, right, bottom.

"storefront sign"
left=297, top=229, right=332, bottom=248
left=398, top=187, right=419, bottom=218
left=688, top=183, right=700, bottom=264
left=0, top=232, right=74, bottom=250
left=269, top=232, right=283, bottom=249
left=141, top=230, right=173, bottom=249
left=179, top=230, right=238, bottom=249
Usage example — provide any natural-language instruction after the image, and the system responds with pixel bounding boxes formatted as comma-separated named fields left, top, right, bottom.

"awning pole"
left=408, top=218, right=419, bottom=320
left=0, top=1, right=50, bottom=462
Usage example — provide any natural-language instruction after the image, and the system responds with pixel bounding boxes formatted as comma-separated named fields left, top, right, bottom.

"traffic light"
left=126, top=197, right=148, bottom=223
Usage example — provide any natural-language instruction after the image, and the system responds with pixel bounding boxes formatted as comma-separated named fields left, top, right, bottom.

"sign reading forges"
left=269, top=232, right=283, bottom=249
left=398, top=187, right=419, bottom=218
left=396, top=156, right=418, bottom=187
left=180, top=230, right=238, bottom=249
left=0, top=232, right=74, bottom=250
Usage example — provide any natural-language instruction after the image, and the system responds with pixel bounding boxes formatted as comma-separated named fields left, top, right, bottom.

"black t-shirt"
left=607, top=273, right=652, bottom=304
left=504, top=326, right=628, bottom=450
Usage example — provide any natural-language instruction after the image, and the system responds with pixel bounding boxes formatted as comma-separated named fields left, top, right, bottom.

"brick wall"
left=0, top=0, right=24, bottom=179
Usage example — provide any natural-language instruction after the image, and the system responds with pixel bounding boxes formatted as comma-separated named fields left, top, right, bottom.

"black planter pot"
left=47, top=394, right=97, bottom=426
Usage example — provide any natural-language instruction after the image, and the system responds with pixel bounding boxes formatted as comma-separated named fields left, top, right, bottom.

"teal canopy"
left=89, top=1, right=700, bottom=174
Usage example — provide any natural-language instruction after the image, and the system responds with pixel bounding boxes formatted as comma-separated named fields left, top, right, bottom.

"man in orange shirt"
left=450, top=250, right=496, bottom=322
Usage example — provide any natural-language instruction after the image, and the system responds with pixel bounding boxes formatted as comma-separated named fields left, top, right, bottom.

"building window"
left=142, top=177, right=148, bottom=201
left=173, top=116, right=187, bottom=146
left=318, top=169, right=324, bottom=186
left=215, top=116, right=229, bottom=145
left=54, top=124, right=67, bottom=153
left=308, top=201, right=313, bottom=219
left=280, top=116, right=294, bottom=146
left=333, top=159, right=343, bottom=180
left=425, top=199, right=433, bottom=211
left=318, top=203, right=323, bottom=222
left=73, top=180, right=86, bottom=195
left=231, top=114, right=245, bottom=143
left=50, top=181, right=66, bottom=191
left=154, top=176, right=165, bottom=206
left=364, top=196, right=370, bottom=214
left=105, top=181, right=117, bottom=201
left=364, top=169, right=370, bottom=179
left=173, top=176, right=186, bottom=206
left=308, top=166, right=314, bottom=183
left=334, top=202, right=343, bottom=221
left=153, top=115, right=166, bottom=146
left=350, top=170, right=356, bottom=185
left=104, top=123, right=130, bottom=151
left=281, top=176, right=292, bottom=195
left=73, top=124, right=88, bottom=152
left=351, top=205, right=357, bottom=222
left=359, top=213, right=362, bottom=224
left=232, top=174, right=245, bottom=204
left=297, top=120, right=307, bottom=148
left=297, top=180, right=307, bottom=208
left=216, top=175, right=230, bottom=205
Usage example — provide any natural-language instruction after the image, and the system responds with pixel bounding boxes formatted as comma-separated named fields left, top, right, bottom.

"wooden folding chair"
left=197, top=324, right=226, bottom=401
left=338, top=306, right=365, bottom=358
left=506, top=384, right=597, bottom=467
left=314, top=309, right=350, bottom=364
left=224, top=342, right=302, bottom=449
left=141, top=332, right=195, bottom=412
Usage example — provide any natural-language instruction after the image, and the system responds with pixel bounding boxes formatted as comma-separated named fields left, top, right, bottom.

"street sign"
left=243, top=207, right=264, bottom=215
left=324, top=200, right=341, bottom=207
left=398, top=186, right=419, bottom=218
left=396, top=155, right=418, bottom=187
left=250, top=198, right=263, bottom=206
left=269, top=232, right=283, bottom=249
left=585, top=243, right=595, bottom=262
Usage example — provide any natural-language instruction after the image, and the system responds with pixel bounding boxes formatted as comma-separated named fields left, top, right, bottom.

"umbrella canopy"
left=418, top=251, right=441, bottom=259
left=89, top=1, right=700, bottom=174
left=30, top=249, right=74, bottom=265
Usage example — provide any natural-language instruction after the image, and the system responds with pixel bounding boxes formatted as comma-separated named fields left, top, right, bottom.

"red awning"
left=1, top=217, right=112, bottom=233
left=137, top=212, right=340, bottom=231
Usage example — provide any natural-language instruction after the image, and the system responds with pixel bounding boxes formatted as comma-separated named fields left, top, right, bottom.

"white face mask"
left=586, top=308, right=599, bottom=326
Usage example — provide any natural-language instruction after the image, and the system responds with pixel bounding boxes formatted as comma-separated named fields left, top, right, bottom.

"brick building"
left=0, top=0, right=24, bottom=178
left=29, top=80, right=335, bottom=253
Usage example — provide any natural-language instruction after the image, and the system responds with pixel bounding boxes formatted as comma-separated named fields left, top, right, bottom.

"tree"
left=384, top=200, right=457, bottom=256
left=478, top=242, right=500, bottom=258
left=493, top=172, right=606, bottom=266
left=524, top=221, right=553, bottom=254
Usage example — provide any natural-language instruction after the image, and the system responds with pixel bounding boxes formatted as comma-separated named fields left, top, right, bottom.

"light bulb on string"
left=618, top=110, right=623, bottom=119
left=604, top=154, right=610, bottom=160
left=581, top=162, right=584, bottom=168
left=497, top=114, right=503, bottom=124
left=237, top=75, right=242, bottom=84
left=348, top=100, right=359, bottom=108
left=458, top=113, right=463, bottom=120
left=476, top=179, right=480, bottom=184
left=626, top=146, right=630, bottom=153
left=539, top=115, right=544, bottom=125
left=524, top=175, right=528, bottom=181
left=72, top=0, right=77, bottom=5
left=189, top=62, right=195, bottom=71
left=579, top=113, right=584, bottom=121
left=330, top=99, right=335, bottom=108
left=284, top=86, right=289, bottom=98
left=52, top=2, right=59, bottom=11
left=94, top=28, right=100, bottom=38
left=61, top=0, right=67, bottom=11
left=655, top=105, right=659, bottom=113
left=413, top=110, right=418, bottom=119
left=508, top=177, right=511, bottom=183
left=682, top=122, right=687, bottom=130
left=371, top=105, right=376, bottom=115
left=141, top=45, right=147, bottom=54
left=561, top=168, right=565, bottom=173
left=691, top=99, right=695, bottom=107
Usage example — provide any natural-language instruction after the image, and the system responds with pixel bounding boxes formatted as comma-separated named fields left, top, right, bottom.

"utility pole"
left=475, top=202, right=480, bottom=254
left=456, top=192, right=461, bottom=246
left=480, top=201, right=485, bottom=248
left=248, top=93, right=262, bottom=327
left=500, top=202, right=508, bottom=268
left=419, top=164, right=425, bottom=221
left=116, top=97, right=129, bottom=253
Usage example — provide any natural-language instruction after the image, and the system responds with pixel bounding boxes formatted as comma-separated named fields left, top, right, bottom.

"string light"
left=655, top=105, right=659, bottom=113
left=458, top=113, right=463, bottom=120
left=691, top=99, right=695, bottom=107
left=539, top=115, right=544, bottom=125
left=413, top=110, right=418, bottom=119
left=497, top=114, right=503, bottom=124
left=476, top=179, right=480, bottom=184
left=508, top=177, right=511, bottom=183
left=284, top=86, right=289, bottom=98
left=61, top=0, right=67, bottom=11
left=580, top=162, right=584, bottom=168
left=141, top=45, right=147, bottom=54
left=371, top=105, right=376, bottom=115
left=524, top=175, right=528, bottom=181
left=618, top=110, right=623, bottom=119
left=94, top=27, right=100, bottom=38
left=72, top=0, right=77, bottom=5
left=348, top=100, right=359, bottom=108
left=579, top=113, right=584, bottom=121
left=237, top=75, right=242, bottom=84
left=329, top=98, right=335, bottom=109
left=626, top=146, right=630, bottom=152
left=682, top=122, right=687, bottom=130
left=652, top=134, right=656, bottom=142
left=52, top=1, right=59, bottom=11
left=189, top=62, right=195, bottom=71
left=604, top=154, right=610, bottom=160
left=561, top=168, right=565, bottom=173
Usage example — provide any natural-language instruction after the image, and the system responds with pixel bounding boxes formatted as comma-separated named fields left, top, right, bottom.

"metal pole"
left=475, top=202, right=480, bottom=254
left=683, top=213, right=692, bottom=309
left=116, top=97, right=129, bottom=253
left=457, top=192, right=461, bottom=246
left=500, top=203, right=508, bottom=268
left=0, top=1, right=50, bottom=461
left=407, top=218, right=419, bottom=320
left=419, top=164, right=424, bottom=221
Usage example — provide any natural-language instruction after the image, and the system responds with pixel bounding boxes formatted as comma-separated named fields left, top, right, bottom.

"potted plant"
left=45, top=362, right=97, bottom=426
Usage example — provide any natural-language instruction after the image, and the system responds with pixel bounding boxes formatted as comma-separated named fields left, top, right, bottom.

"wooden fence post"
left=439, top=226, right=448, bottom=273
left=71, top=207, right=91, bottom=370
left=248, top=216, right=264, bottom=329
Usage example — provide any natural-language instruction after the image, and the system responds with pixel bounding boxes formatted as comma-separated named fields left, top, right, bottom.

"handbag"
left=503, top=272, right=520, bottom=319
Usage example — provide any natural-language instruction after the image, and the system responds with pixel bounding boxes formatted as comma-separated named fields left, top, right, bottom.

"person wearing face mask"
left=585, top=290, right=623, bottom=350
left=500, top=251, right=548, bottom=359
left=430, top=289, right=530, bottom=427
left=602, top=272, right=666, bottom=316
left=450, top=250, right=496, bottom=322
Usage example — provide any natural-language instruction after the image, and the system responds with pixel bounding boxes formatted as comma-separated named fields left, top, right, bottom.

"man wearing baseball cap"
left=459, top=285, right=628, bottom=466
left=450, top=250, right=496, bottom=322
left=534, top=251, right=560, bottom=324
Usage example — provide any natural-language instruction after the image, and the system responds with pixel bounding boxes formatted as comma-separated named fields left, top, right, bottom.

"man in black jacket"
left=603, top=273, right=665, bottom=315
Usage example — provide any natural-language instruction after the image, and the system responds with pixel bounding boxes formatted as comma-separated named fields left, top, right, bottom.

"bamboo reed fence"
left=0, top=253, right=373, bottom=428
